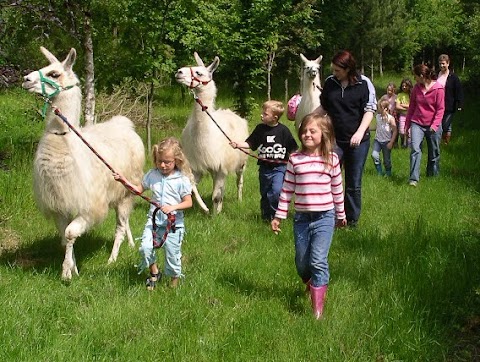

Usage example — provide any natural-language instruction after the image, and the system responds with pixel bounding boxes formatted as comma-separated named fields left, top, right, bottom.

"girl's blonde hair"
left=298, top=113, right=336, bottom=170
left=378, top=99, right=391, bottom=114
left=152, top=137, right=194, bottom=183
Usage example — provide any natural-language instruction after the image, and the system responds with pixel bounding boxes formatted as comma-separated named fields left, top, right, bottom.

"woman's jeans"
left=259, top=164, right=286, bottom=220
left=442, top=112, right=454, bottom=134
left=409, top=122, right=442, bottom=183
left=371, top=140, right=392, bottom=170
left=293, top=210, right=335, bottom=287
left=336, top=139, right=370, bottom=224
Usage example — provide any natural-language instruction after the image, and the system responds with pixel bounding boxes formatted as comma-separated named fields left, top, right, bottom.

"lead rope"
left=51, top=106, right=173, bottom=249
left=192, top=93, right=288, bottom=165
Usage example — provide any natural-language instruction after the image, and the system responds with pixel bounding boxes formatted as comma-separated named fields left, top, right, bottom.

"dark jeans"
left=335, top=139, right=370, bottom=225
left=442, top=112, right=454, bottom=134
left=259, top=164, right=287, bottom=220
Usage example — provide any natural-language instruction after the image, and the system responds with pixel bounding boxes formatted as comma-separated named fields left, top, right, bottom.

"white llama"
left=295, top=53, right=323, bottom=129
left=22, top=47, right=145, bottom=281
left=175, top=52, right=249, bottom=214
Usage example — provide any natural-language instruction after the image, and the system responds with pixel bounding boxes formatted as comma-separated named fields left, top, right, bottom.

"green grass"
left=0, top=84, right=479, bottom=361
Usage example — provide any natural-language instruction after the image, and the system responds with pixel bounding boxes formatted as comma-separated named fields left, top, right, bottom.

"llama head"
left=300, top=53, right=323, bottom=80
left=175, top=52, right=220, bottom=90
left=22, top=47, right=79, bottom=98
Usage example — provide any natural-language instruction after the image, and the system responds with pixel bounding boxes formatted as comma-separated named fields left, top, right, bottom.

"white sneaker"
left=409, top=181, right=417, bottom=187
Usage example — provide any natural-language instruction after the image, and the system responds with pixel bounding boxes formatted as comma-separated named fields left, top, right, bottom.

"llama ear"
left=63, top=48, right=77, bottom=71
left=300, top=53, right=308, bottom=63
left=207, top=56, right=220, bottom=73
left=315, top=55, right=323, bottom=64
left=40, top=46, right=60, bottom=64
left=194, top=52, right=204, bottom=67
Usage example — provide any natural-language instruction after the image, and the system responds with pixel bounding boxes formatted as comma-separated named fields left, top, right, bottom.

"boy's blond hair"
left=263, top=100, right=285, bottom=120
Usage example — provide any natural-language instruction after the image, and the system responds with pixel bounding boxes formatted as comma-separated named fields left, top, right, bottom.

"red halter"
left=189, top=67, right=211, bottom=89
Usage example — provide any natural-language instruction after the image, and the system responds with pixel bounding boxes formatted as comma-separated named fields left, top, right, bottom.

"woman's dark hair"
left=413, top=64, right=437, bottom=81
left=332, top=50, right=358, bottom=84
left=400, top=78, right=413, bottom=93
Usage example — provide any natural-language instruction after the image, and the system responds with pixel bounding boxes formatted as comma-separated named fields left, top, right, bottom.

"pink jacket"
left=405, top=81, right=445, bottom=132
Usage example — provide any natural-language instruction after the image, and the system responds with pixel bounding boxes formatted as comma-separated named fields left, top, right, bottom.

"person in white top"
left=371, top=99, right=398, bottom=176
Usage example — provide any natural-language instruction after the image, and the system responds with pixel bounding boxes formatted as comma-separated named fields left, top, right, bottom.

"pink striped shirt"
left=275, top=151, right=345, bottom=220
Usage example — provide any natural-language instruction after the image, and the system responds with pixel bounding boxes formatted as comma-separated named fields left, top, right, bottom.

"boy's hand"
left=230, top=141, right=237, bottom=149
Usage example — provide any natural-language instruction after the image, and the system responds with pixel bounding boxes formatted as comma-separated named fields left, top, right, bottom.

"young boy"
left=231, top=100, right=297, bottom=221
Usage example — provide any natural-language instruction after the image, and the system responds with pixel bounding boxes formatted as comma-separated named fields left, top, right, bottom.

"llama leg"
left=61, top=216, right=91, bottom=280
left=53, top=216, right=78, bottom=281
left=109, top=196, right=134, bottom=264
left=236, top=162, right=246, bottom=201
left=212, top=171, right=227, bottom=214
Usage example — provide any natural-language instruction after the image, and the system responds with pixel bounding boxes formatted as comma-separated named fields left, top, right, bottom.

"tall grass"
left=0, top=83, right=479, bottom=361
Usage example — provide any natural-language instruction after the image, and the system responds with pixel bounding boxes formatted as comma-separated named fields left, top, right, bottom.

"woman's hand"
left=350, top=132, right=363, bottom=147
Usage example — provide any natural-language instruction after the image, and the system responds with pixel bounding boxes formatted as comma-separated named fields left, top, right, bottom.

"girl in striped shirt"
left=271, top=113, right=346, bottom=319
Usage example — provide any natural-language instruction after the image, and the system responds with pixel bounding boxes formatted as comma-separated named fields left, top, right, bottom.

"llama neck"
left=302, top=75, right=321, bottom=96
left=45, top=87, right=82, bottom=134
left=192, top=82, right=217, bottom=117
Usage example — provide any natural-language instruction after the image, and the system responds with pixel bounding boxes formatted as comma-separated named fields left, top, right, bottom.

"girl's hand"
left=161, top=204, right=176, bottom=214
left=387, top=141, right=395, bottom=150
left=230, top=141, right=237, bottom=149
left=336, top=219, right=347, bottom=228
left=271, top=218, right=281, bottom=235
left=113, top=172, right=124, bottom=183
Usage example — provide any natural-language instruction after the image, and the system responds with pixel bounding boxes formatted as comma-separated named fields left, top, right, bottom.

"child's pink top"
left=275, top=151, right=345, bottom=220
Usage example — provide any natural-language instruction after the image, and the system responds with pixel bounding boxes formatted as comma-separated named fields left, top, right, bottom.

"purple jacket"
left=406, top=81, right=445, bottom=132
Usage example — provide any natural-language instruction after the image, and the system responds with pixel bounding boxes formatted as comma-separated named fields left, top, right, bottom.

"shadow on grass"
left=334, top=217, right=480, bottom=359
left=0, top=231, right=111, bottom=279
left=218, top=271, right=307, bottom=316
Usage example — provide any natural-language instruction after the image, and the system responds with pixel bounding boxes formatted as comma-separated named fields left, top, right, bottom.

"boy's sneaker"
left=409, top=181, right=417, bottom=187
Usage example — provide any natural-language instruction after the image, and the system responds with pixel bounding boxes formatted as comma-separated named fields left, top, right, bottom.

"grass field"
left=0, top=83, right=479, bottom=361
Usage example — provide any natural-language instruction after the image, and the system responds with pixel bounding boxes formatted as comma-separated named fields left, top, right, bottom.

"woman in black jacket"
left=319, top=50, right=377, bottom=227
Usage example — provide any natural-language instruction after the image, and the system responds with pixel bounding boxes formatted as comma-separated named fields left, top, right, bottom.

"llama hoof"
left=107, top=255, right=117, bottom=264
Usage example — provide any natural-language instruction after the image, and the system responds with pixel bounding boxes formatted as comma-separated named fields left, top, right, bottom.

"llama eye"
left=48, top=72, right=60, bottom=79
left=195, top=71, right=202, bottom=77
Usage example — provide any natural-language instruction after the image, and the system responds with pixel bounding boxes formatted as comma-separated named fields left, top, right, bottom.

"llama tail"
left=192, top=184, right=209, bottom=213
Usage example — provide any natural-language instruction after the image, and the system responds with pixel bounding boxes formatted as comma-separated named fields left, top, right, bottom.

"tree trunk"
left=147, top=77, right=154, bottom=154
left=370, top=51, right=374, bottom=81
left=379, top=48, right=383, bottom=77
left=83, top=9, right=95, bottom=126
left=267, top=51, right=275, bottom=101
left=284, top=78, right=288, bottom=104
left=360, top=46, right=365, bottom=74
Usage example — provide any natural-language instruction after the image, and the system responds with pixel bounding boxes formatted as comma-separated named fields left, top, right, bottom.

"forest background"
left=1, top=0, right=480, bottom=126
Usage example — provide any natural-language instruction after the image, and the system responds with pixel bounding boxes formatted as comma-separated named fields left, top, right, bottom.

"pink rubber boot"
left=310, top=285, right=328, bottom=319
